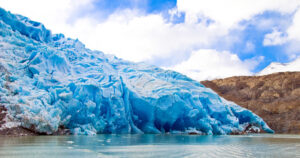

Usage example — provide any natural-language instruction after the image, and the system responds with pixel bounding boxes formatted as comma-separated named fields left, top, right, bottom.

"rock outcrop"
left=201, top=72, right=300, bottom=134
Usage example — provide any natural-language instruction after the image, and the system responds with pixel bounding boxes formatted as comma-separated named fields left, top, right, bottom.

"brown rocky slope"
left=201, top=72, right=300, bottom=134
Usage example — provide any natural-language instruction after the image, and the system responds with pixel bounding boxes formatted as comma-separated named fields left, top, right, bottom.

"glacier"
left=0, top=8, right=274, bottom=135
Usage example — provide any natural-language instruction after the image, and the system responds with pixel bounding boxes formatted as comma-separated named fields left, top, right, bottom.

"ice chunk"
left=0, top=8, right=52, bottom=42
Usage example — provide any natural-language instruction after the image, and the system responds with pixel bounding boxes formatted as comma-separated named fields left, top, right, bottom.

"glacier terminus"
left=0, top=8, right=274, bottom=135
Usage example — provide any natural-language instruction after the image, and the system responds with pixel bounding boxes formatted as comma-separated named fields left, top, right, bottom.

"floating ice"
left=0, top=8, right=274, bottom=135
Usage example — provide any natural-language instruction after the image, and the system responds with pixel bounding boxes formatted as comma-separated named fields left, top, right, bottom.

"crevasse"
left=0, top=8, right=274, bottom=135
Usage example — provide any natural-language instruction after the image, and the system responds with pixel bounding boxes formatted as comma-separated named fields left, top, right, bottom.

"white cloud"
left=286, top=9, right=300, bottom=55
left=287, top=8, right=300, bottom=41
left=166, top=49, right=262, bottom=81
left=67, top=10, right=229, bottom=63
left=177, top=0, right=300, bottom=27
left=260, top=8, right=300, bottom=57
left=263, top=29, right=288, bottom=46
left=255, top=7, right=300, bottom=59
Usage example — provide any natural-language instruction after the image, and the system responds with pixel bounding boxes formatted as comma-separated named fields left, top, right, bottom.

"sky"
left=0, top=0, right=299, bottom=81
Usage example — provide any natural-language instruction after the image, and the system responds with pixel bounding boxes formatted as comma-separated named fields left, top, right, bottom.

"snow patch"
left=257, top=57, right=300, bottom=75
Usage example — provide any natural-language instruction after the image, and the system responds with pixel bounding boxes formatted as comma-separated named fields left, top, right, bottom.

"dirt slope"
left=201, top=72, right=300, bottom=134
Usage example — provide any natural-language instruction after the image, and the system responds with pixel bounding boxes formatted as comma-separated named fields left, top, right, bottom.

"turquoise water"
left=0, top=134, right=300, bottom=158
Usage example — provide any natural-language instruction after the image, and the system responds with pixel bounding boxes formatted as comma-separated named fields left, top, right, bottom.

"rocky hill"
left=201, top=72, right=300, bottom=134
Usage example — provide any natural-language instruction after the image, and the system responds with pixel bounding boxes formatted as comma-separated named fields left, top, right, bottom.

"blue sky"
left=94, top=0, right=177, bottom=14
left=229, top=11, right=295, bottom=72
left=0, top=0, right=300, bottom=80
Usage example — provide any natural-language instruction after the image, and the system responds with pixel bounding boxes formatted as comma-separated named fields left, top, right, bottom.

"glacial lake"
left=0, top=134, right=300, bottom=158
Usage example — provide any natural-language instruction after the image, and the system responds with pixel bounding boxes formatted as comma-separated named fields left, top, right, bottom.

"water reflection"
left=0, top=134, right=300, bottom=158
